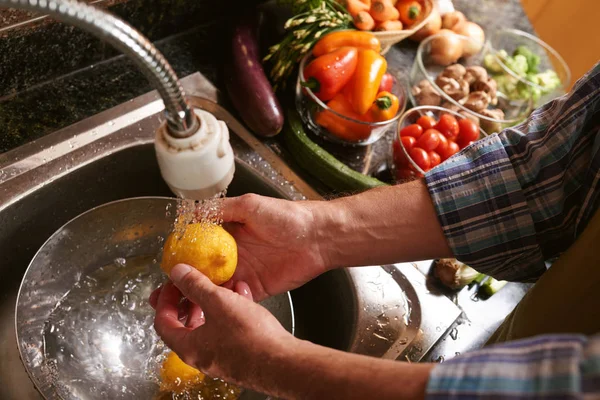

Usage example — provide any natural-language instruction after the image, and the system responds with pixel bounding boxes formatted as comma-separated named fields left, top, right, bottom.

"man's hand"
left=219, top=194, right=331, bottom=301
left=151, top=264, right=295, bottom=386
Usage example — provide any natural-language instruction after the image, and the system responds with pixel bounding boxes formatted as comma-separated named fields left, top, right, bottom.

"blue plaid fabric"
left=426, top=62, right=600, bottom=282
left=424, top=63, right=600, bottom=399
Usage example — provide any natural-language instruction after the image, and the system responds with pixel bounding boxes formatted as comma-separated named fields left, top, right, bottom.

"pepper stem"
left=409, top=6, right=420, bottom=20
left=375, top=96, right=392, bottom=110
left=301, top=77, right=321, bottom=93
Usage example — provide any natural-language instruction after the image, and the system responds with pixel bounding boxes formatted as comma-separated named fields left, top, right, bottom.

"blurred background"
left=521, top=0, right=600, bottom=86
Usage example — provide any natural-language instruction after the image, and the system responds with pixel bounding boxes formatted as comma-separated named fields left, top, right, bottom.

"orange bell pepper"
left=312, top=30, right=381, bottom=57
left=303, top=47, right=358, bottom=102
left=345, top=49, right=387, bottom=115
left=370, top=91, right=400, bottom=121
left=315, top=93, right=373, bottom=142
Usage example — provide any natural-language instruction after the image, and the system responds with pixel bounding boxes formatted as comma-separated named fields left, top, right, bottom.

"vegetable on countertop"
left=312, top=30, right=382, bottom=57
left=428, top=29, right=463, bottom=66
left=434, top=258, right=480, bottom=289
left=483, top=46, right=561, bottom=102
left=284, top=109, right=388, bottom=191
left=397, top=0, right=422, bottom=26
left=345, top=48, right=388, bottom=114
left=353, top=10, right=376, bottom=31
left=303, top=47, right=358, bottom=101
left=315, top=93, right=373, bottom=141
left=452, top=21, right=485, bottom=57
left=478, top=277, right=507, bottom=298
left=370, top=0, right=400, bottom=22
left=225, top=18, right=283, bottom=137
left=374, top=19, right=404, bottom=31
left=264, top=0, right=352, bottom=89
left=369, top=91, right=400, bottom=121
left=410, top=6, right=441, bottom=41
left=441, top=10, right=466, bottom=30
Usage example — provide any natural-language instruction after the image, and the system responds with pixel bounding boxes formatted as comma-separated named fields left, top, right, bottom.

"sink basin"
left=0, top=72, right=460, bottom=399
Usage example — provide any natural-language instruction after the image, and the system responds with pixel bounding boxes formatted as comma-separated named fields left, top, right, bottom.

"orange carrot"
left=339, top=0, right=369, bottom=17
left=370, top=0, right=400, bottom=22
left=354, top=11, right=375, bottom=31
left=358, top=0, right=372, bottom=7
left=374, top=19, right=404, bottom=31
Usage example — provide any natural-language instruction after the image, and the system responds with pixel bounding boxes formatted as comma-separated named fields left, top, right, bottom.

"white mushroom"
left=479, top=108, right=505, bottom=133
left=435, top=76, right=470, bottom=101
left=472, top=78, right=498, bottom=106
left=464, top=66, right=488, bottom=85
left=440, top=64, right=467, bottom=81
left=412, top=79, right=442, bottom=106
left=462, top=91, right=491, bottom=112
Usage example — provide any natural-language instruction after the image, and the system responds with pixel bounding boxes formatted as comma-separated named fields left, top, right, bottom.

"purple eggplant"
left=225, top=18, right=283, bottom=137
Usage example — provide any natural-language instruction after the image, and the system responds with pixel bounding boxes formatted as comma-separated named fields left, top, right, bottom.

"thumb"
left=169, top=264, right=221, bottom=313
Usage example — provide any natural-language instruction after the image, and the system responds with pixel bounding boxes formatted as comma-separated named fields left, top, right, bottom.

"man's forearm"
left=312, top=180, right=452, bottom=270
left=253, top=338, right=434, bottom=400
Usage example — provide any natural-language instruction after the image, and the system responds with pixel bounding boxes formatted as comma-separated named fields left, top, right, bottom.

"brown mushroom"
left=462, top=91, right=491, bottom=112
left=412, top=80, right=442, bottom=106
left=435, top=76, right=469, bottom=101
left=464, top=66, right=488, bottom=85
left=479, top=108, right=505, bottom=133
left=440, top=64, right=467, bottom=81
left=472, top=78, right=498, bottom=106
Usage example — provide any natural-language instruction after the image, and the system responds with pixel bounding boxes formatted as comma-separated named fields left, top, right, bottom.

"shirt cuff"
left=425, top=134, right=545, bottom=281
left=425, top=334, right=590, bottom=400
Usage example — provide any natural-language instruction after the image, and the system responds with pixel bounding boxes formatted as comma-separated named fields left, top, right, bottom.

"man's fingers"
left=169, top=264, right=222, bottom=314
left=234, top=281, right=253, bottom=301
left=149, top=286, right=161, bottom=309
left=185, top=303, right=205, bottom=328
left=153, top=282, right=194, bottom=352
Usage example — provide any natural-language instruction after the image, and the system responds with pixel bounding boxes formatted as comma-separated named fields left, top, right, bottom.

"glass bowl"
left=409, top=32, right=534, bottom=134
left=394, top=106, right=488, bottom=179
left=484, top=28, right=571, bottom=108
left=296, top=53, right=407, bottom=146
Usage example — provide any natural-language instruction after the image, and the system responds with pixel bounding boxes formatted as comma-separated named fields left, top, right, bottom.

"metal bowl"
left=15, top=197, right=294, bottom=400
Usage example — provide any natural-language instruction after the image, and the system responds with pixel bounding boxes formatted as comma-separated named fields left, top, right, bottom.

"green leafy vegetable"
left=484, top=46, right=562, bottom=103
left=513, top=45, right=540, bottom=74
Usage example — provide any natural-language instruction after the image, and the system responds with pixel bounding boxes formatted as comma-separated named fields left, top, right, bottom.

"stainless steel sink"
left=0, top=72, right=460, bottom=399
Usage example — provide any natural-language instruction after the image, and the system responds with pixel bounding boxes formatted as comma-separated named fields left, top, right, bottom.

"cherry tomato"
left=401, top=136, right=417, bottom=151
left=435, top=114, right=460, bottom=140
left=417, top=115, right=437, bottom=130
left=400, top=123, right=423, bottom=139
left=438, top=141, right=460, bottom=161
left=416, top=129, right=441, bottom=151
left=378, top=73, right=395, bottom=93
left=428, top=151, right=441, bottom=168
left=457, top=118, right=480, bottom=143
left=409, top=147, right=431, bottom=171
left=436, top=132, right=449, bottom=153
left=396, top=167, right=416, bottom=181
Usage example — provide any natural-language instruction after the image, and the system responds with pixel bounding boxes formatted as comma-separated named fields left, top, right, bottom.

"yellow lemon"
left=160, top=351, right=204, bottom=393
left=160, top=223, right=237, bottom=285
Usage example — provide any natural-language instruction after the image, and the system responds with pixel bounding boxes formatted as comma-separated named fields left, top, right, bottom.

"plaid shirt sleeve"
left=425, top=62, right=600, bottom=282
left=426, top=334, right=600, bottom=400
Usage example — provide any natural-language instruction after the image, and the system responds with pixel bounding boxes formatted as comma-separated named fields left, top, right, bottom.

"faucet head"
left=155, top=108, right=235, bottom=200
left=165, top=108, right=201, bottom=138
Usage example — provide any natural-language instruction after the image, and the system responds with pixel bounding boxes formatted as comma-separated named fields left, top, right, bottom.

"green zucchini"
left=284, top=109, right=388, bottom=192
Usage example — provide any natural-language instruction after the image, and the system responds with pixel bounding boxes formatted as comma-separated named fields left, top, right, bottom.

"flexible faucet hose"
left=0, top=0, right=199, bottom=137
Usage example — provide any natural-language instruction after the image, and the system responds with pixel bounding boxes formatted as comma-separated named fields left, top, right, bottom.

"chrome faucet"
left=0, top=0, right=235, bottom=199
